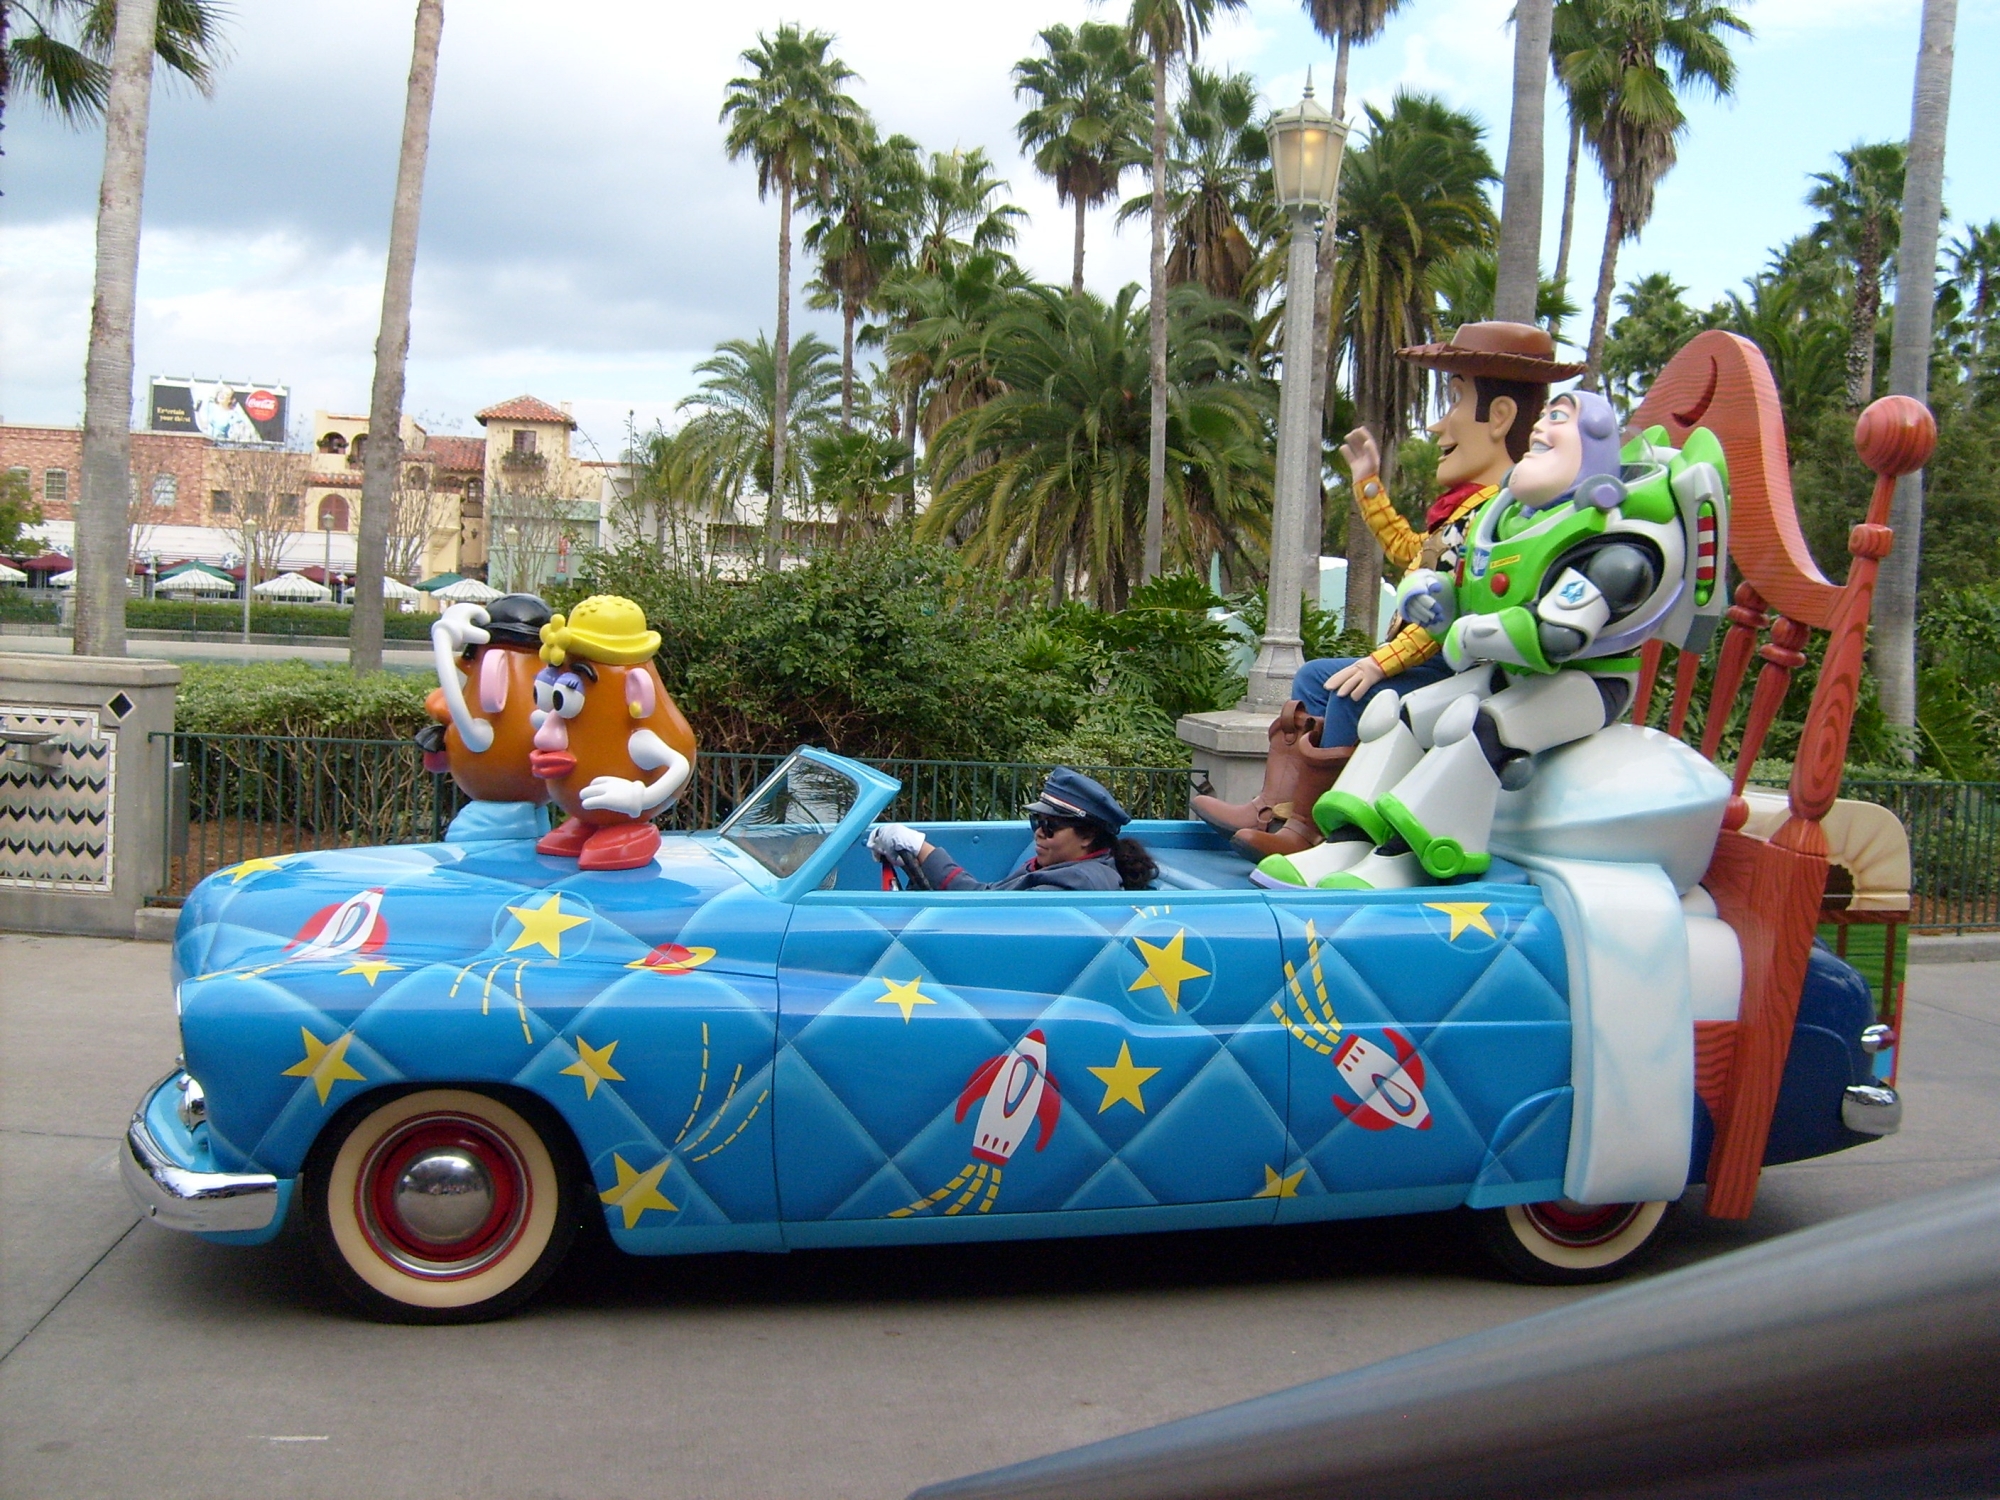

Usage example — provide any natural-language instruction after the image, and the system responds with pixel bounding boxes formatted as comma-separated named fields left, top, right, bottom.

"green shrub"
left=125, top=598, right=433, bottom=638
left=0, top=590, right=58, bottom=623
left=175, top=661, right=433, bottom=738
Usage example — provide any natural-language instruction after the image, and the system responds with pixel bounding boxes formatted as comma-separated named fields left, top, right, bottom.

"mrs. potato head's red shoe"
left=536, top=815, right=594, bottom=858
left=578, top=821, right=661, bottom=871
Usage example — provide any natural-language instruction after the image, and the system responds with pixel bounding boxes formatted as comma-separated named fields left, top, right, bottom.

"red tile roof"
left=307, top=471, right=363, bottom=488
left=418, top=434, right=488, bottom=471
left=474, top=395, right=575, bottom=428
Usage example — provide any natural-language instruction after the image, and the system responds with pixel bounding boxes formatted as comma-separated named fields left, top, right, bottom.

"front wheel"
left=1474, top=1198, right=1669, bottom=1285
left=305, top=1088, right=577, bottom=1323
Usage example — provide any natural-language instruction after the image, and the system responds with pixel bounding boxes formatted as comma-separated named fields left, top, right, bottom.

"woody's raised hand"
left=1338, top=428, right=1381, bottom=486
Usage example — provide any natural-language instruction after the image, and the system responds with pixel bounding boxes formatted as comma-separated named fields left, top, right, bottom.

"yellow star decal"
left=280, top=1027, right=366, bottom=1104
left=875, top=976, right=935, bottom=1023
left=1425, top=901, right=1496, bottom=942
left=1254, top=1163, right=1306, bottom=1199
left=1086, top=1041, right=1161, bottom=1114
left=340, top=958, right=403, bottom=988
left=504, top=892, right=588, bottom=957
left=224, top=856, right=284, bottom=882
left=560, top=1035, right=626, bottom=1100
left=598, top=1152, right=676, bottom=1229
left=1128, top=929, right=1210, bottom=1011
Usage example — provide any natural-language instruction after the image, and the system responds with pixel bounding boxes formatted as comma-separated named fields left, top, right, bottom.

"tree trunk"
left=1845, top=225, right=1882, bottom=410
left=1143, top=48, right=1170, bottom=584
left=765, top=170, right=793, bottom=573
left=1072, top=192, right=1088, bottom=296
left=74, top=0, right=160, bottom=660
left=1494, top=0, right=1553, bottom=325
left=351, top=0, right=442, bottom=674
left=1581, top=198, right=1622, bottom=391
left=1874, top=0, right=1958, bottom=739
left=1554, top=114, right=1581, bottom=311
left=1305, top=31, right=1356, bottom=582
left=840, top=298, right=855, bottom=433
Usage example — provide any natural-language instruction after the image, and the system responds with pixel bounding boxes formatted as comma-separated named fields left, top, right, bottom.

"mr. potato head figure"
left=530, top=595, right=696, bottom=871
left=420, top=593, right=557, bottom=842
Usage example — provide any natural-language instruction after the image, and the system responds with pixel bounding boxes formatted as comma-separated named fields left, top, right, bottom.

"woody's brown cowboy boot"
left=1191, top=701, right=1314, bottom=836
left=1230, top=724, right=1355, bottom=860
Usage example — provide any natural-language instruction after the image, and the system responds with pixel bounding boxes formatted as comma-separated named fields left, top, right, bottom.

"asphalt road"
left=2, top=933, right=1994, bottom=1500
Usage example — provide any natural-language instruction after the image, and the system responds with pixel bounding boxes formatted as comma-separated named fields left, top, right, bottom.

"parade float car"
left=121, top=336, right=1925, bottom=1322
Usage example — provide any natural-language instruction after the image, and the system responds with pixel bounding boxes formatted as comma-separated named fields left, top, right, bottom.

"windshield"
left=717, top=754, right=863, bottom=877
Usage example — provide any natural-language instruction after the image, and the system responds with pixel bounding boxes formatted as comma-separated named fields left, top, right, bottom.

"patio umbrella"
left=433, top=577, right=503, bottom=604
left=381, top=576, right=421, bottom=601
left=253, top=571, right=332, bottom=602
left=157, top=563, right=238, bottom=594
left=0, top=562, right=26, bottom=584
left=48, top=569, right=77, bottom=588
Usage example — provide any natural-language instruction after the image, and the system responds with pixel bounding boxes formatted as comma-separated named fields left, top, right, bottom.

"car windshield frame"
left=709, top=748, right=899, bottom=895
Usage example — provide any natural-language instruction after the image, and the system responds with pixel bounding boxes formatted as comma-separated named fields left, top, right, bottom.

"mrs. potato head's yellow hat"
left=540, top=595, right=660, bottom=667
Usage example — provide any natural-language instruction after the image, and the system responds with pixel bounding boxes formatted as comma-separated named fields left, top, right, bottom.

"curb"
left=133, top=906, right=179, bottom=943
left=1908, top=933, right=2000, bottom=965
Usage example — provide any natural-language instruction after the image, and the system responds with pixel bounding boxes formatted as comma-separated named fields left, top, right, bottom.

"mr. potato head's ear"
left=625, top=668, right=656, bottom=720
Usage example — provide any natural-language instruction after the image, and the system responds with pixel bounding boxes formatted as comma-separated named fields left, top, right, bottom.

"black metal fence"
left=1841, top=778, right=2000, bottom=934
left=151, top=733, right=1200, bottom=899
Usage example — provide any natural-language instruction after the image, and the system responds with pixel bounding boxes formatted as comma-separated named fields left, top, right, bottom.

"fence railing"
left=151, top=733, right=1201, bottom=900
left=1839, top=778, right=1999, bottom=934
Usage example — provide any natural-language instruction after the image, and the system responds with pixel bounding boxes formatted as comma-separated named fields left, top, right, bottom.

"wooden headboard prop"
left=1626, top=333, right=1936, bottom=1219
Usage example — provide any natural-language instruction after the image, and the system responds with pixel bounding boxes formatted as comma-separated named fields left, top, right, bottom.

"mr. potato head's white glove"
left=432, top=601, right=492, bottom=653
left=867, top=823, right=925, bottom=861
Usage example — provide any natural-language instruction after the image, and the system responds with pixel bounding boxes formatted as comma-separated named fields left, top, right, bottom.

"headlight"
left=176, top=1074, right=207, bottom=1133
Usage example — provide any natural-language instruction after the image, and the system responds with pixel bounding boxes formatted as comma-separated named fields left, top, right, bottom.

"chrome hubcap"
left=392, top=1149, right=496, bottom=1245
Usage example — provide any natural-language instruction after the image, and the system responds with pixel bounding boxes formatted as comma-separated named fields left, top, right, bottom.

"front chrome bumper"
left=1842, top=1083, right=1903, bottom=1137
left=121, top=1071, right=280, bottom=1234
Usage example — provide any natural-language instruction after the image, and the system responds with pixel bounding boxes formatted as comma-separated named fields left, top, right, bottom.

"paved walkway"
left=1, top=934, right=1993, bottom=1500
left=0, top=632, right=431, bottom=669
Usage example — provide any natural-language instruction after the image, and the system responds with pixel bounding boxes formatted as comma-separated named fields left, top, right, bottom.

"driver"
left=867, top=768, right=1157, bottom=892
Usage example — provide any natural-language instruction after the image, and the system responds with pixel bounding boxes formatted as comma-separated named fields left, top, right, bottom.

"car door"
left=1265, top=882, right=1574, bottom=1220
left=774, top=886, right=1290, bottom=1239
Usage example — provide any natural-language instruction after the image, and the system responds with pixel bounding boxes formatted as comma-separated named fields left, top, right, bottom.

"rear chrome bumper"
left=1842, top=1083, right=1903, bottom=1137
left=121, top=1071, right=280, bottom=1234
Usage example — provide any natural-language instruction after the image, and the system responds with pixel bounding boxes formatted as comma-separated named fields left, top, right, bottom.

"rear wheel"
left=305, top=1088, right=576, bottom=1323
left=1474, top=1198, right=1669, bottom=1285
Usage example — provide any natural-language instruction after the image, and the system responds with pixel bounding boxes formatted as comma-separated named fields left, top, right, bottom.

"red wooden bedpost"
left=1732, top=616, right=1810, bottom=795
left=1666, top=647, right=1703, bottom=741
left=1635, top=640, right=1666, bottom=727
left=1703, top=584, right=1768, bottom=762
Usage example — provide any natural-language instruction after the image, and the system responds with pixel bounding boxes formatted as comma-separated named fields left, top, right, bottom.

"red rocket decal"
left=283, top=887, right=389, bottom=963
left=955, top=1029, right=1062, bottom=1164
left=1331, top=1028, right=1434, bottom=1131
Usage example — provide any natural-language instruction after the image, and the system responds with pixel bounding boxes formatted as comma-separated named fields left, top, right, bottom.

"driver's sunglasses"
left=1028, top=813, right=1088, bottom=836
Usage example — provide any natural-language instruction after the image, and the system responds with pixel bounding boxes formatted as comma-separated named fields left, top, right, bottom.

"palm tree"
left=879, top=251, right=1033, bottom=460
left=1807, top=141, right=1910, bottom=409
left=921, top=283, right=1273, bottom=609
left=1431, top=247, right=1579, bottom=336
left=1597, top=269, right=1699, bottom=409
left=1561, top=0, right=1750, bottom=389
left=721, top=25, right=862, bottom=570
left=1874, top=0, right=1959, bottom=742
left=672, top=333, right=842, bottom=538
left=804, top=123, right=921, bottom=430
left=1, top=0, right=220, bottom=129
left=1128, top=0, right=1246, bottom=584
left=1013, top=21, right=1150, bottom=294
left=1495, top=0, right=1555, bottom=322
left=1327, top=92, right=1499, bottom=631
left=1948, top=219, right=2000, bottom=397
left=1117, top=66, right=1274, bottom=303
left=349, top=0, right=442, bottom=675
left=908, top=146, right=1024, bottom=278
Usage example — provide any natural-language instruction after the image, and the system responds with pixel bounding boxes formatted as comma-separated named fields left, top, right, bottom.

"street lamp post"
left=1242, top=82, right=1348, bottom=712
left=503, top=524, right=520, bottom=595
left=241, top=520, right=257, bottom=649
left=321, top=511, right=335, bottom=600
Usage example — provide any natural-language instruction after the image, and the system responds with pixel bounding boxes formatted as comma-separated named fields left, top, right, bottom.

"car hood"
left=173, top=831, right=763, bottom=986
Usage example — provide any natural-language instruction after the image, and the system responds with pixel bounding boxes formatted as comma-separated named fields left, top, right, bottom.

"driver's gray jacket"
left=916, top=846, right=1122, bottom=892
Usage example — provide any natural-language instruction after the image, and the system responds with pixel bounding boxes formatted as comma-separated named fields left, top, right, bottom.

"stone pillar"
left=0, top=653, right=181, bottom=937
left=1175, top=708, right=1274, bottom=810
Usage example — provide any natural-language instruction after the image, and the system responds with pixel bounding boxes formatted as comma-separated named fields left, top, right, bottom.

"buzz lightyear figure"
left=1259, top=389, right=1730, bottom=891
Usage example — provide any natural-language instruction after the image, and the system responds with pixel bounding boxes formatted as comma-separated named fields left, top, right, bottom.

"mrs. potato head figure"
left=531, top=595, right=696, bottom=871
left=419, top=593, right=553, bottom=841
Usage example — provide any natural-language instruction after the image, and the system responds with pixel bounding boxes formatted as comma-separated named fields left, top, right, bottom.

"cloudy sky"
left=2, top=0, right=1994, bottom=458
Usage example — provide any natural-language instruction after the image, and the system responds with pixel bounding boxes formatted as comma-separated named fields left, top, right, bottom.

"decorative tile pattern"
left=0, top=706, right=113, bottom=890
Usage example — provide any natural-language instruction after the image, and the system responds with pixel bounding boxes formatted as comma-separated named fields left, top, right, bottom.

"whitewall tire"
left=1475, top=1198, right=1669, bottom=1285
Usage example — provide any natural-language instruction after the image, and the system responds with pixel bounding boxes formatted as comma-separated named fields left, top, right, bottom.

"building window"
left=211, top=489, right=234, bottom=515
left=511, top=429, right=537, bottom=455
left=349, top=434, right=367, bottom=467
left=43, top=469, right=68, bottom=504
left=151, top=473, right=178, bottom=509
left=276, top=494, right=300, bottom=519
left=317, top=495, right=350, bottom=531
left=317, top=431, right=349, bottom=454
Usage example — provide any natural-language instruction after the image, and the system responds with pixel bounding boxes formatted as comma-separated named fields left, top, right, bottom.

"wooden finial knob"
left=1853, top=396, right=1937, bottom=478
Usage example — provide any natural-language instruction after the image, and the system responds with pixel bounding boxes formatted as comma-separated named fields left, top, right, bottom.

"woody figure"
left=1194, top=321, right=1585, bottom=859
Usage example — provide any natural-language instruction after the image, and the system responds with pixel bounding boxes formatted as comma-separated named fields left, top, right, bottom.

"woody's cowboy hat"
left=1396, top=320, right=1587, bottom=382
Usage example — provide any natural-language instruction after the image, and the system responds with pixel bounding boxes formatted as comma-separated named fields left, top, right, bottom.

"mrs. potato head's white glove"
left=867, top=823, right=925, bottom=861
left=432, top=601, right=492, bottom=653
left=579, top=775, right=651, bottom=820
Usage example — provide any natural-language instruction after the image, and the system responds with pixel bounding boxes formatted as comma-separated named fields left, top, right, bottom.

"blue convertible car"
left=123, top=746, right=1898, bottom=1322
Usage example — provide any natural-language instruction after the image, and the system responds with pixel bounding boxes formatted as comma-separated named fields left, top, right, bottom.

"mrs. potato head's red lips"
left=529, top=749, right=577, bottom=779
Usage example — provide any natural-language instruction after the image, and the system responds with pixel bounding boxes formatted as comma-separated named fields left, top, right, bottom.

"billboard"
left=148, top=377, right=289, bottom=444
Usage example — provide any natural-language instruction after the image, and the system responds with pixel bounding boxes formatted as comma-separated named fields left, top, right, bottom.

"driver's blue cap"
left=1024, top=768, right=1130, bottom=834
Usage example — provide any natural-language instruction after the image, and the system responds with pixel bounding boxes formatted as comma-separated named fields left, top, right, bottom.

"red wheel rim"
left=356, top=1114, right=531, bottom=1280
left=1522, top=1199, right=1642, bottom=1249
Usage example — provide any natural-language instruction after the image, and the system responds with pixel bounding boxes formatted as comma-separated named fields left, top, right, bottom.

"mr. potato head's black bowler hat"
left=482, top=593, right=553, bottom=649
